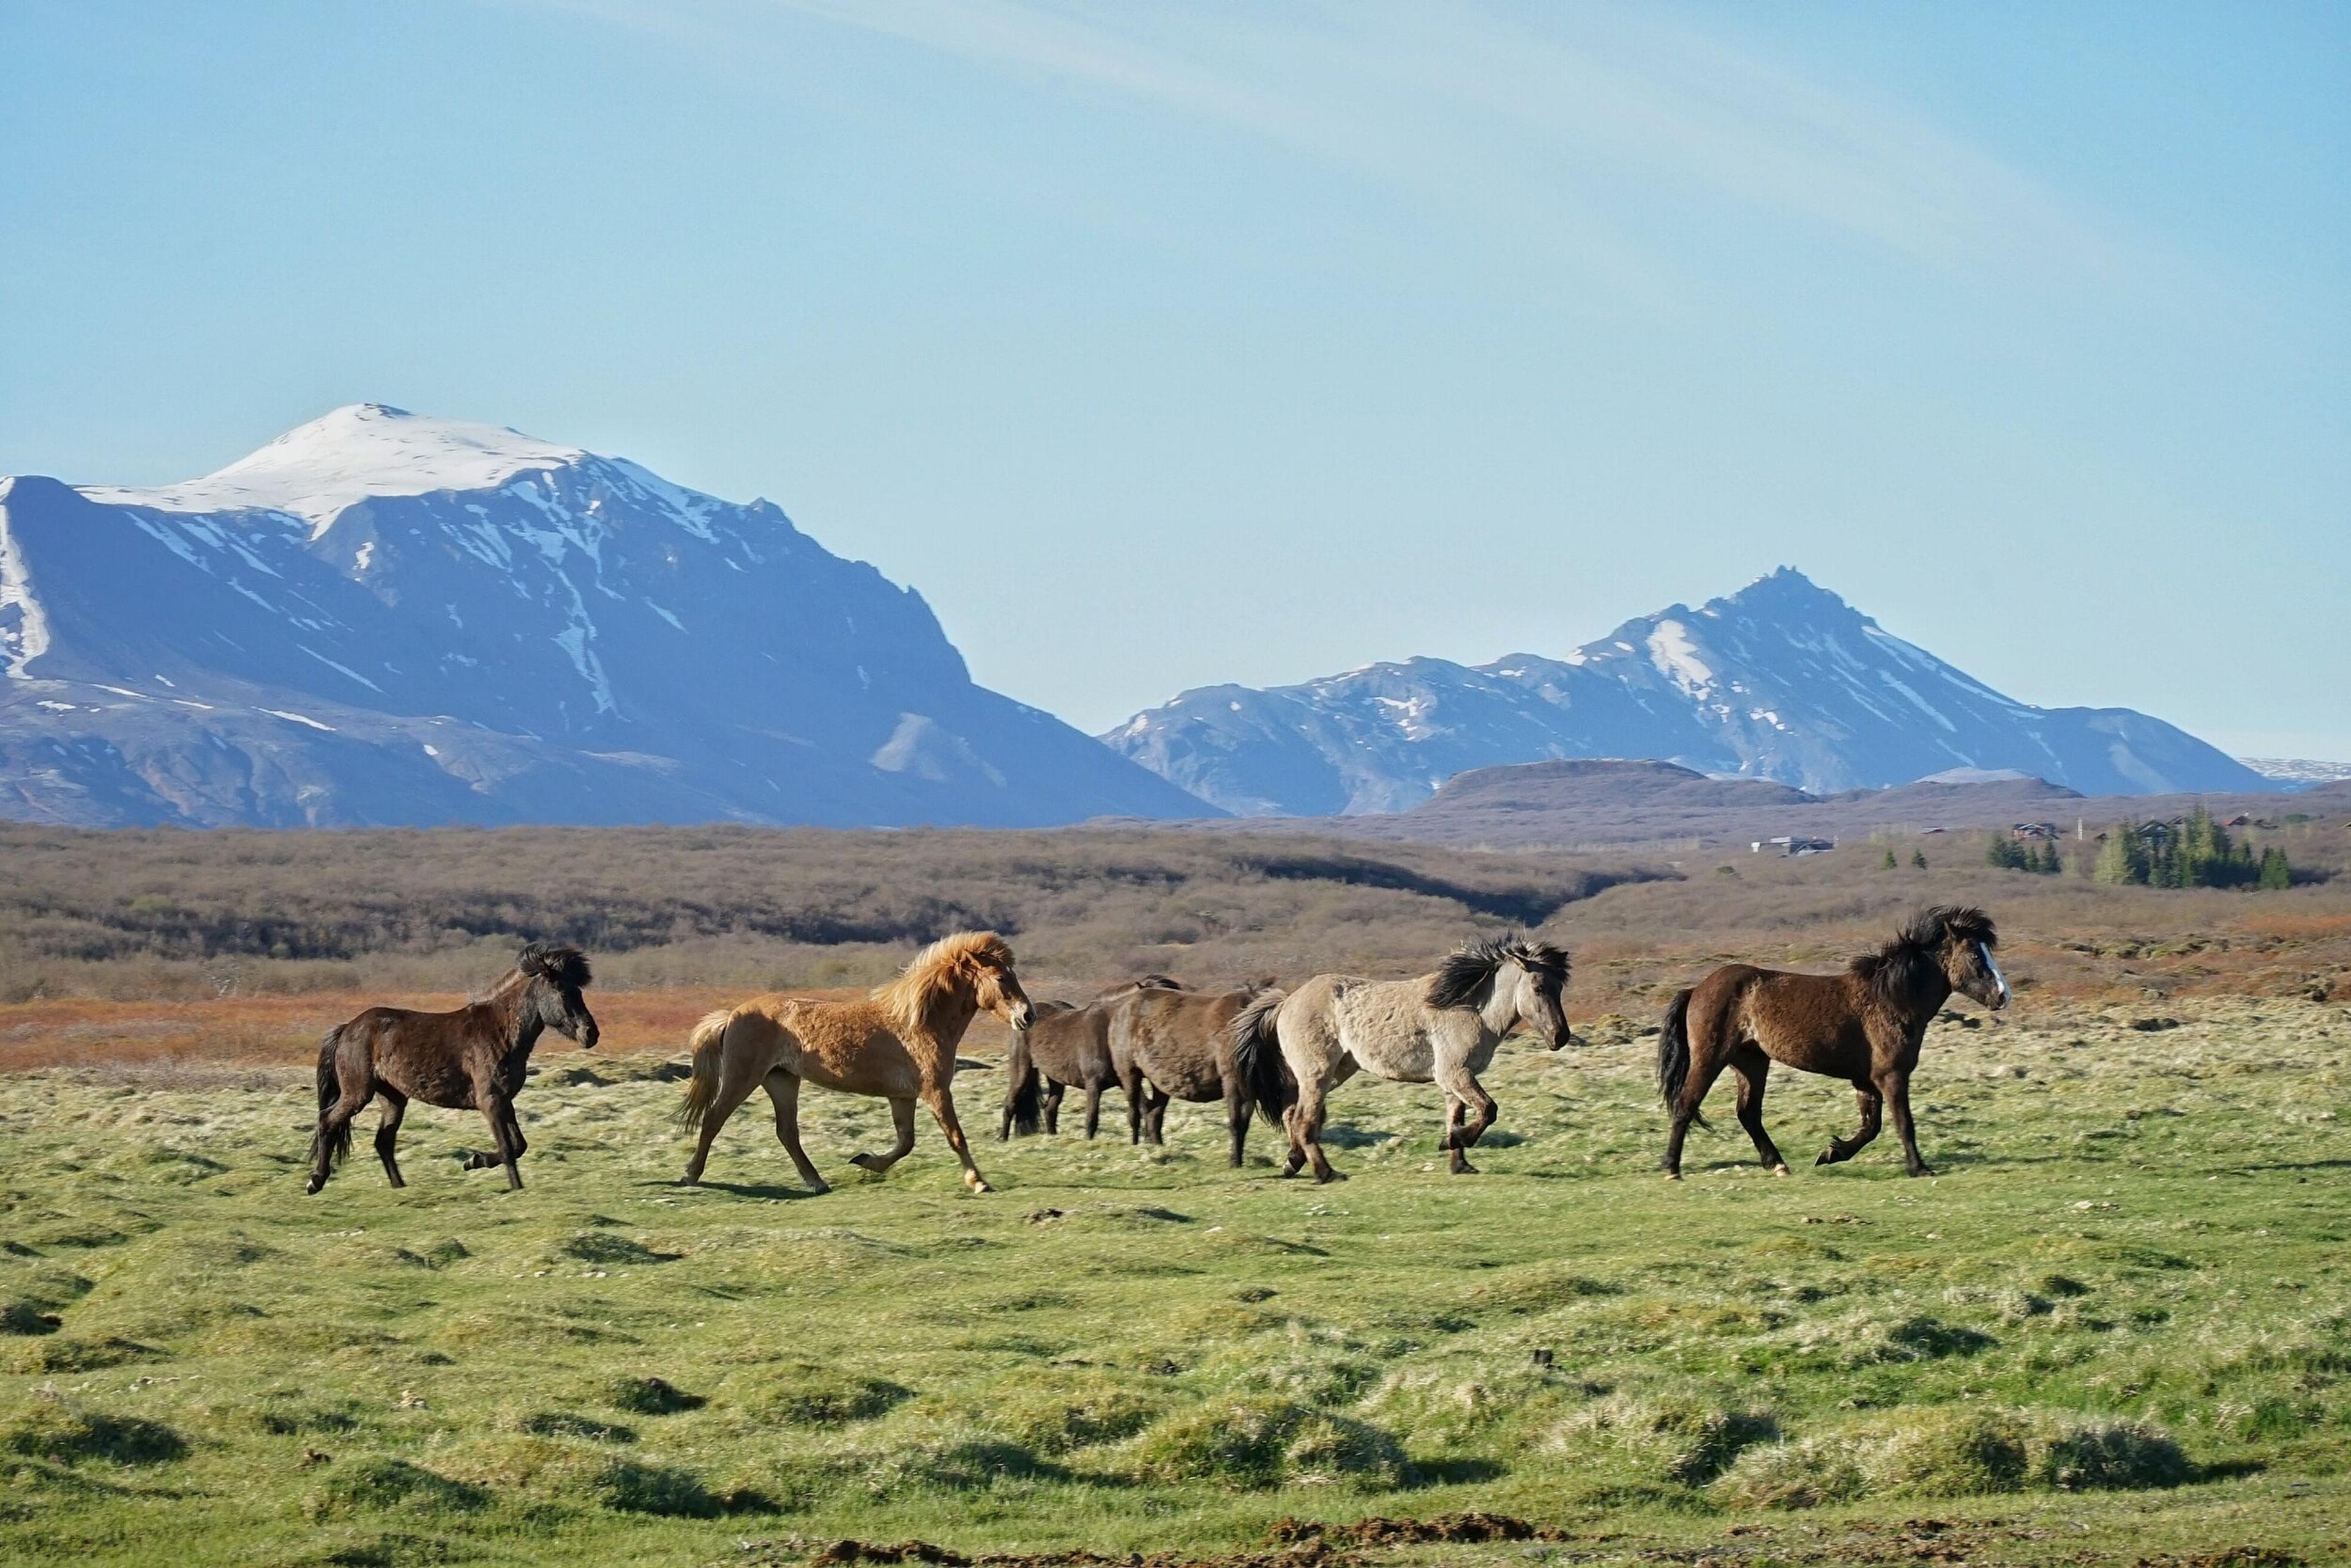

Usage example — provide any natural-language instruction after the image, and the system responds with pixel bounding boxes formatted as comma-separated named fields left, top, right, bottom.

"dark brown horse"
left=1000, top=975, right=1180, bottom=1141
left=1657, top=906, right=2006, bottom=1180
left=307, top=943, right=598, bottom=1194
left=1110, top=980, right=1288, bottom=1166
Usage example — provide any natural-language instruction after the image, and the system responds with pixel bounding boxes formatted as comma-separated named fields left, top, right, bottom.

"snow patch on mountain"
left=80, top=404, right=582, bottom=535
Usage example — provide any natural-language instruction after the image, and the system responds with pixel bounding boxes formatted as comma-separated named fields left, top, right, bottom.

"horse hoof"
left=1908, top=1166, right=1937, bottom=1179
left=1815, top=1150, right=1837, bottom=1166
left=849, top=1153, right=881, bottom=1172
left=1772, top=1164, right=1793, bottom=1177
left=304, top=1178, right=323, bottom=1195
left=1664, top=1172, right=1682, bottom=1182
left=1451, top=1161, right=1480, bottom=1176
left=967, top=1179, right=993, bottom=1194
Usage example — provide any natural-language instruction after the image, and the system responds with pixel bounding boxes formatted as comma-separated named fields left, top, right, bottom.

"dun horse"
left=1656, top=904, right=2008, bottom=1180
left=307, top=942, right=598, bottom=1194
left=1000, top=975, right=1179, bottom=1141
left=1111, top=980, right=1287, bottom=1166
left=1235, top=937, right=1573, bottom=1183
left=677, top=931, right=1034, bottom=1195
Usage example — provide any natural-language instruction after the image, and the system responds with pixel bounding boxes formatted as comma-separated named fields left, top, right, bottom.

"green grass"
left=4, top=997, right=2348, bottom=1566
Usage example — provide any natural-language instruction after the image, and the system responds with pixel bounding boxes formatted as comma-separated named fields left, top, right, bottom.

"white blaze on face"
left=1979, top=942, right=2009, bottom=1006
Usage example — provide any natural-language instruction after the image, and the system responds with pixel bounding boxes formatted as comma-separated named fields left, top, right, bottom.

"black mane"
left=1428, top=935, right=1573, bottom=1011
left=518, top=942, right=593, bottom=991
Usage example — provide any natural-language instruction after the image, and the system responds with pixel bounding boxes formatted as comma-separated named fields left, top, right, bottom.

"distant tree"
left=1986, top=835, right=2028, bottom=871
left=2094, top=820, right=2150, bottom=886
left=2034, top=838, right=2064, bottom=875
left=2258, top=847, right=2292, bottom=891
left=1882, top=847, right=1898, bottom=870
left=1911, top=849, right=1928, bottom=869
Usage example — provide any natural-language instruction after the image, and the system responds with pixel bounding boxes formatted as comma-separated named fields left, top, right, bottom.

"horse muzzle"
left=579, top=1024, right=601, bottom=1050
left=1010, top=1003, right=1037, bottom=1030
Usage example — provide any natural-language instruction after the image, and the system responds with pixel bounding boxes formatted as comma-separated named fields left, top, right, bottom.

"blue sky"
left=5, top=1, right=2345, bottom=756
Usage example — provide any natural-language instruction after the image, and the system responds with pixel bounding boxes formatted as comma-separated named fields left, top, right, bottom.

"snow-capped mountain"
left=2238, top=757, right=2351, bottom=786
left=1101, top=568, right=2269, bottom=816
left=0, top=404, right=1213, bottom=828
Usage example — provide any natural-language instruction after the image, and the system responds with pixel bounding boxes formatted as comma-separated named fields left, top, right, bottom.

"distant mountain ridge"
left=1102, top=567, right=2268, bottom=815
left=0, top=404, right=1213, bottom=828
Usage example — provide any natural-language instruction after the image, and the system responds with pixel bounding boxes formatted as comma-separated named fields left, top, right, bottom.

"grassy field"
left=5, top=993, right=2347, bottom=1567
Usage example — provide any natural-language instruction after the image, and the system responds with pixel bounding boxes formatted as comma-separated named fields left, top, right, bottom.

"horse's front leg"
left=923, top=1086, right=992, bottom=1194
left=1881, top=1069, right=1933, bottom=1177
left=1042, top=1081, right=1065, bottom=1136
left=1081, top=1082, right=1103, bottom=1141
left=1818, top=1082, right=1883, bottom=1166
left=850, top=1096, right=919, bottom=1176
left=474, top=1090, right=523, bottom=1190
left=1433, top=1061, right=1496, bottom=1174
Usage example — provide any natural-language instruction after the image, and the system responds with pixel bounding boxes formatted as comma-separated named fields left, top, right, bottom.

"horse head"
left=931, top=931, right=1035, bottom=1030
left=519, top=942, right=600, bottom=1048
left=1431, top=936, right=1575, bottom=1048
left=1926, top=906, right=2008, bottom=1010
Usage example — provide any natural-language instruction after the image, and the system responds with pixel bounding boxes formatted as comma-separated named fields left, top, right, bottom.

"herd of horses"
left=304, top=906, right=2010, bottom=1196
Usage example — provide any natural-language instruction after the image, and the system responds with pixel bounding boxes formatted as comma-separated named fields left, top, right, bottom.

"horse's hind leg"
left=1042, top=1081, right=1065, bottom=1137
left=373, top=1089, right=408, bottom=1188
left=1728, top=1046, right=1789, bottom=1175
left=683, top=1043, right=771, bottom=1185
left=850, top=1096, right=919, bottom=1175
left=1818, top=1083, right=1883, bottom=1166
left=1145, top=1085, right=1171, bottom=1146
left=1081, top=1082, right=1104, bottom=1141
left=1290, top=1073, right=1344, bottom=1184
left=307, top=1055, right=373, bottom=1196
left=762, top=1070, right=829, bottom=1195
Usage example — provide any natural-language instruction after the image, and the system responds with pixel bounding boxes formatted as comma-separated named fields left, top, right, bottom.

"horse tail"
left=1656, top=988, right=1709, bottom=1130
left=1231, top=987, right=1292, bottom=1127
left=675, top=1008, right=736, bottom=1130
left=1003, top=1015, right=1044, bottom=1138
left=310, top=1027, right=353, bottom=1171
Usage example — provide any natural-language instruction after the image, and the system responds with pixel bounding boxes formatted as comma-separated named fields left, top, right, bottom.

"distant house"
left=1751, top=835, right=1836, bottom=857
left=2011, top=822, right=2063, bottom=841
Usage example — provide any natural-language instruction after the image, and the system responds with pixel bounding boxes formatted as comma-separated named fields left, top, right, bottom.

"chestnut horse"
left=1656, top=904, right=2008, bottom=1180
left=677, top=931, right=1034, bottom=1195
left=1000, top=975, right=1180, bottom=1141
left=1111, top=980, right=1287, bottom=1166
left=307, top=942, right=598, bottom=1194
left=1235, top=937, right=1573, bottom=1184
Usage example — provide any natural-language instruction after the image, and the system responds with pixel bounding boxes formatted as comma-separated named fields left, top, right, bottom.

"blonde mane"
left=873, top=931, right=1014, bottom=1037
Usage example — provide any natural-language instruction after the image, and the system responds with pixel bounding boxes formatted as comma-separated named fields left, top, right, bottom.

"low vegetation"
left=3, top=996, right=2347, bottom=1565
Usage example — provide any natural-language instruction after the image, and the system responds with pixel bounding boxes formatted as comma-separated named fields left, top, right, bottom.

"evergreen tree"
left=2034, top=838, right=2063, bottom=874
left=1882, top=847, right=1898, bottom=870
left=1986, top=835, right=2028, bottom=871
left=2094, top=820, right=2150, bottom=885
left=1911, top=849, right=1928, bottom=869
left=2258, top=847, right=2292, bottom=891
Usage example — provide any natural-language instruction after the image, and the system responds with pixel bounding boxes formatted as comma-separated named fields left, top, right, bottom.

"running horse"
left=306, top=942, right=598, bottom=1194
left=1655, top=904, right=2008, bottom=1180
left=1111, top=979, right=1288, bottom=1166
left=1235, top=936, right=1573, bottom=1183
left=677, top=931, right=1034, bottom=1194
left=1000, top=975, right=1180, bottom=1141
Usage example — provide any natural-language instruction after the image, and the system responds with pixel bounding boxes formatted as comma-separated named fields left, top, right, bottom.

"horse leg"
left=1224, top=1076, right=1251, bottom=1168
left=1290, top=1073, right=1344, bottom=1184
left=1728, top=1046, right=1790, bottom=1174
left=1146, top=1086, right=1171, bottom=1146
left=373, top=1089, right=408, bottom=1188
left=762, top=1070, right=829, bottom=1195
left=1663, top=1032, right=1731, bottom=1182
left=1817, top=1082, right=1883, bottom=1166
left=476, top=1090, right=523, bottom=1190
left=850, top=1096, right=919, bottom=1174
left=1082, top=1082, right=1103, bottom=1141
left=1434, top=1061, right=1497, bottom=1175
left=307, top=1056, right=373, bottom=1196
left=923, top=1086, right=993, bottom=1195
left=681, top=1046, right=771, bottom=1185
left=1883, top=1069, right=1933, bottom=1177
left=1042, top=1081, right=1064, bottom=1137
